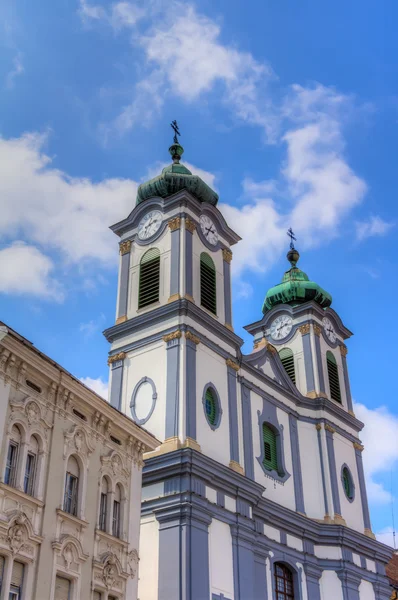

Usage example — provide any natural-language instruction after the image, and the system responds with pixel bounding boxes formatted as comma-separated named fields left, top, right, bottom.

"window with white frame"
left=112, top=484, right=121, bottom=538
left=5, top=425, right=21, bottom=488
left=24, top=435, right=38, bottom=496
left=63, top=456, right=79, bottom=516
left=9, top=561, right=24, bottom=600
left=99, top=477, right=108, bottom=532
left=54, top=575, right=71, bottom=600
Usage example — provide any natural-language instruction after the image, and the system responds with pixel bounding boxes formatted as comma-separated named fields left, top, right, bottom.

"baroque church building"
left=104, top=133, right=393, bottom=600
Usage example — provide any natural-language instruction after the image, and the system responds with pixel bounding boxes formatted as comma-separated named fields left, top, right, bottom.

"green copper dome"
left=136, top=141, right=219, bottom=206
left=262, top=248, right=332, bottom=314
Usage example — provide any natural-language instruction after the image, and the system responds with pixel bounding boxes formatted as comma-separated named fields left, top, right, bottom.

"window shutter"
left=200, top=253, right=217, bottom=314
left=55, top=576, right=71, bottom=600
left=326, top=351, right=341, bottom=403
left=278, top=348, right=295, bottom=384
left=262, top=424, right=278, bottom=471
left=139, top=249, right=160, bottom=308
left=11, top=561, right=24, bottom=589
left=205, top=388, right=217, bottom=426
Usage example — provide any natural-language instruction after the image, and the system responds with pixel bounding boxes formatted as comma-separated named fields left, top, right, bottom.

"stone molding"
left=115, top=315, right=128, bottom=325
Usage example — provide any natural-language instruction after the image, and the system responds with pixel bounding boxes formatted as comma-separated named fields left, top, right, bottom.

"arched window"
left=279, top=348, right=295, bottom=384
left=24, top=435, right=38, bottom=496
left=200, top=253, right=216, bottom=314
left=5, top=425, right=21, bottom=488
left=113, top=484, right=122, bottom=538
left=138, top=248, right=160, bottom=309
left=99, top=477, right=108, bottom=532
left=274, top=563, right=295, bottom=599
left=342, top=466, right=354, bottom=501
left=64, top=455, right=79, bottom=516
left=262, top=423, right=278, bottom=472
left=326, top=351, right=341, bottom=403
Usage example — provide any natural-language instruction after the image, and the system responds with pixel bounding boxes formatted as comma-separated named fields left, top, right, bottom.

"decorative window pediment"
left=63, top=425, right=95, bottom=461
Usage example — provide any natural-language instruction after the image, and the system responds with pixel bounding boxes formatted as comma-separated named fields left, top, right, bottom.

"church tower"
left=103, top=127, right=392, bottom=600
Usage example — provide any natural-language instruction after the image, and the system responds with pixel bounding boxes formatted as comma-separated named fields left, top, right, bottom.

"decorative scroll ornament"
left=107, top=352, right=126, bottom=366
left=185, top=331, right=200, bottom=345
left=25, top=401, right=40, bottom=425
left=225, top=358, right=240, bottom=372
left=103, top=553, right=119, bottom=589
left=265, top=341, right=277, bottom=355
left=63, top=544, right=74, bottom=569
left=299, top=324, right=310, bottom=335
left=353, top=442, right=364, bottom=452
left=340, top=344, right=348, bottom=357
left=185, top=218, right=196, bottom=233
left=324, top=424, right=336, bottom=434
left=313, top=324, right=321, bottom=337
left=119, top=240, right=132, bottom=255
left=162, top=330, right=182, bottom=343
left=7, top=513, right=28, bottom=554
left=64, top=424, right=95, bottom=459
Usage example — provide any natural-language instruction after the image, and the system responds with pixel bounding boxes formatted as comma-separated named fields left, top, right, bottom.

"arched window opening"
left=99, top=477, right=108, bottom=532
left=113, top=484, right=122, bottom=538
left=55, top=575, right=71, bottom=600
left=138, top=248, right=160, bottom=309
left=326, top=351, right=341, bottom=403
left=200, top=253, right=216, bottom=315
left=24, top=435, right=38, bottom=496
left=10, top=561, right=24, bottom=600
left=5, top=425, right=21, bottom=488
left=279, top=348, right=296, bottom=385
left=274, top=563, right=295, bottom=600
left=342, top=466, right=354, bottom=501
left=262, top=423, right=278, bottom=472
left=64, top=455, right=79, bottom=516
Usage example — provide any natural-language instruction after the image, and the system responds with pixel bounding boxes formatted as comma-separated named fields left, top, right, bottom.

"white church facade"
left=103, top=134, right=393, bottom=600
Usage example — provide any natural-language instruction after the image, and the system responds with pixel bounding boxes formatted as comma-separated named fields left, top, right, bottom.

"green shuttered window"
left=200, top=253, right=216, bottom=315
left=279, top=348, right=295, bottom=384
left=139, top=248, right=160, bottom=309
left=342, top=467, right=353, bottom=500
left=326, top=351, right=341, bottom=403
left=205, top=388, right=217, bottom=426
left=262, top=423, right=278, bottom=471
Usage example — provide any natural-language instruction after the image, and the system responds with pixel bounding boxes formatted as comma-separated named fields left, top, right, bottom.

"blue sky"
left=1, top=0, right=397, bottom=544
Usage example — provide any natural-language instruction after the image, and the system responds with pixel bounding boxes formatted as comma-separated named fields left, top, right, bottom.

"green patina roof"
left=136, top=142, right=219, bottom=206
left=262, top=248, right=332, bottom=314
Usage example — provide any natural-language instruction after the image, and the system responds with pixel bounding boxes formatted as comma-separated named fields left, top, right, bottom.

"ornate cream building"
left=0, top=323, right=158, bottom=600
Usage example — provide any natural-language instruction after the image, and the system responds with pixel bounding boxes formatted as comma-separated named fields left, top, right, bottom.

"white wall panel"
left=298, top=421, right=325, bottom=519
left=334, top=433, right=364, bottom=533
left=209, top=519, right=234, bottom=599
left=359, top=579, right=376, bottom=600
left=320, top=570, right=343, bottom=600
left=138, top=516, right=159, bottom=600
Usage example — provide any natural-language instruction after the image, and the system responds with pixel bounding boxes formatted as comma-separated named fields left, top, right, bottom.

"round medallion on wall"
left=130, top=377, right=157, bottom=425
left=270, top=315, right=293, bottom=341
left=138, top=210, right=163, bottom=241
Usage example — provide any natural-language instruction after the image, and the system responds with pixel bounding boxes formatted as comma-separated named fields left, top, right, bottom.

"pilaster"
left=340, top=345, right=354, bottom=413
left=108, top=352, right=126, bottom=410
left=353, top=441, right=373, bottom=535
left=288, top=414, right=306, bottom=514
left=316, top=424, right=331, bottom=521
left=313, top=324, right=326, bottom=395
left=185, top=332, right=200, bottom=444
left=240, top=380, right=254, bottom=480
left=222, top=249, right=233, bottom=329
left=226, top=360, right=243, bottom=473
left=299, top=324, right=316, bottom=397
left=324, top=424, right=345, bottom=524
left=116, top=240, right=131, bottom=324
left=303, top=563, right=322, bottom=600
left=169, top=218, right=181, bottom=302
left=337, top=569, right=361, bottom=600
left=164, top=331, right=182, bottom=440
left=184, top=217, right=196, bottom=302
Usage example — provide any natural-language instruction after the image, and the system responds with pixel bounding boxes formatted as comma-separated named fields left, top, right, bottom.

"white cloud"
left=79, top=313, right=106, bottom=339
left=356, top=215, right=395, bottom=242
left=354, top=402, right=398, bottom=504
left=0, top=242, right=63, bottom=300
left=376, top=527, right=397, bottom=549
left=80, top=376, right=108, bottom=400
left=5, top=53, right=24, bottom=89
left=0, top=132, right=138, bottom=265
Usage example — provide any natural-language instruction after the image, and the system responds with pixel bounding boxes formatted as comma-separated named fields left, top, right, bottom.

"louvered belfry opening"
left=200, top=252, right=217, bottom=314
left=139, top=248, right=160, bottom=309
left=262, top=423, right=278, bottom=471
left=205, top=388, right=217, bottom=426
left=279, top=348, right=296, bottom=384
left=326, top=351, right=341, bottom=403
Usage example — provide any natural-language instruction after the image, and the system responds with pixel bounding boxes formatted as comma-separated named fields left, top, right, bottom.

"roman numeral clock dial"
left=270, top=315, right=293, bottom=341
left=138, top=210, right=163, bottom=240
left=200, top=215, right=218, bottom=246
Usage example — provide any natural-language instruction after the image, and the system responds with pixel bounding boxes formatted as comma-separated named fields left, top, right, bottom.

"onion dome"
left=136, top=137, right=219, bottom=206
left=262, top=248, right=332, bottom=314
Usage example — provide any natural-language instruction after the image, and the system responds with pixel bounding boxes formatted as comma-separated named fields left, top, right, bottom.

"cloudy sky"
left=1, top=0, right=397, bottom=544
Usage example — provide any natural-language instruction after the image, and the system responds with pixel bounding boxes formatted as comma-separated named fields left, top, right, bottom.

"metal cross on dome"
left=287, top=227, right=297, bottom=250
left=171, top=120, right=181, bottom=144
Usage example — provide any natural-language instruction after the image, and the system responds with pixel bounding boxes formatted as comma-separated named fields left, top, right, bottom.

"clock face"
left=200, top=215, right=218, bottom=246
left=138, top=210, right=162, bottom=240
left=322, top=317, right=337, bottom=343
left=270, top=315, right=293, bottom=341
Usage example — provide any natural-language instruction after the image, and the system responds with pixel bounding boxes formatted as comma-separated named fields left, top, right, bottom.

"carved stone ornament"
left=64, top=424, right=95, bottom=460
left=185, top=218, right=196, bottom=234
left=324, top=424, right=336, bottom=434
left=168, top=217, right=181, bottom=231
left=7, top=513, right=29, bottom=554
left=265, top=341, right=277, bottom=355
left=128, top=549, right=139, bottom=579
left=185, top=331, right=200, bottom=345
left=340, top=344, right=348, bottom=357
left=299, top=324, right=311, bottom=335
left=222, top=248, right=233, bottom=264
left=353, top=442, right=364, bottom=452
left=101, top=450, right=130, bottom=481
left=63, top=543, right=74, bottom=569
left=162, top=330, right=182, bottom=343
left=103, top=554, right=118, bottom=589
left=25, top=401, right=40, bottom=425
left=107, top=352, right=126, bottom=366
left=119, top=240, right=132, bottom=255
left=315, top=423, right=322, bottom=431
left=225, top=358, right=239, bottom=372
